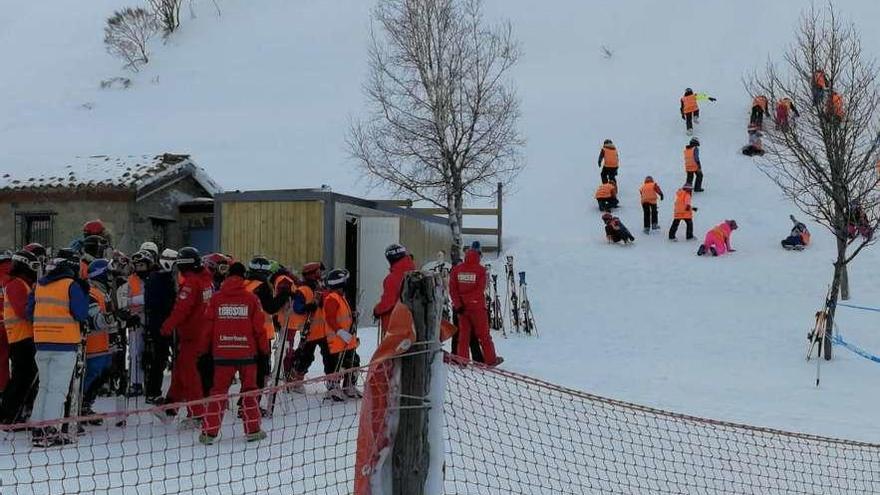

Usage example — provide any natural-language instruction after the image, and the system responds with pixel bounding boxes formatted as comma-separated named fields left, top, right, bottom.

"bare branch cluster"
left=348, top=0, right=525, bottom=257
left=104, top=8, right=159, bottom=71
left=749, top=5, right=880, bottom=264
left=148, top=0, right=183, bottom=34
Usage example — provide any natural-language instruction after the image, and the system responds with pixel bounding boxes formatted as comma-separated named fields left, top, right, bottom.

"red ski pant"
left=455, top=305, right=497, bottom=364
left=202, top=364, right=260, bottom=436
left=166, top=345, right=205, bottom=418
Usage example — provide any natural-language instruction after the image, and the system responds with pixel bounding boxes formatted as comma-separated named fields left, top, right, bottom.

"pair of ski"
left=504, top=256, right=537, bottom=336
left=806, top=286, right=835, bottom=386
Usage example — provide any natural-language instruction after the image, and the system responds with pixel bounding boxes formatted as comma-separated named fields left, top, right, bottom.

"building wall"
left=400, top=216, right=453, bottom=266
left=219, top=200, right=324, bottom=269
left=0, top=198, right=131, bottom=252
left=131, top=176, right=210, bottom=251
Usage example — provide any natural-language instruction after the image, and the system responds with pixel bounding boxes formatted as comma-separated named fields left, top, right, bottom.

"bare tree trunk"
left=448, top=171, right=465, bottom=264
left=840, top=264, right=850, bottom=300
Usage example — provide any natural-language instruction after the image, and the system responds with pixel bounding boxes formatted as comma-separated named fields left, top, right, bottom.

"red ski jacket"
left=205, top=276, right=269, bottom=365
left=449, top=250, right=487, bottom=311
left=373, top=256, right=417, bottom=328
left=161, top=268, right=214, bottom=347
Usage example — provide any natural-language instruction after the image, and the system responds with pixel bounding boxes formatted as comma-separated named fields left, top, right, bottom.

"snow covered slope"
left=4, top=0, right=880, bottom=441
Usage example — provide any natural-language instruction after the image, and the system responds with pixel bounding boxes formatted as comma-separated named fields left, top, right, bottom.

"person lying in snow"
left=602, top=212, right=634, bottom=245
left=697, top=220, right=738, bottom=256
left=781, top=215, right=810, bottom=250
left=741, top=124, right=765, bottom=156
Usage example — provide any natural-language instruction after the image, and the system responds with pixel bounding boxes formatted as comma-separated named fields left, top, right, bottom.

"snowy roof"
left=0, top=153, right=222, bottom=198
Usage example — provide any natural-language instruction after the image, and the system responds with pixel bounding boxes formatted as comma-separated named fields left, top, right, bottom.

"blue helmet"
left=88, top=259, right=111, bottom=281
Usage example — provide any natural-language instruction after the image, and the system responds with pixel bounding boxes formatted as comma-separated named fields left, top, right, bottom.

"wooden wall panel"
left=220, top=200, right=323, bottom=270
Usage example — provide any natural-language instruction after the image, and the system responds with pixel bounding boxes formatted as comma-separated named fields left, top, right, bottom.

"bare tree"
left=348, top=0, right=525, bottom=261
left=148, top=0, right=183, bottom=34
left=104, top=8, right=159, bottom=71
left=750, top=5, right=880, bottom=356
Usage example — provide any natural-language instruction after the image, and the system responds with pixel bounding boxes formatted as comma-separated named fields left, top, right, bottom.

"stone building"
left=0, top=153, right=220, bottom=253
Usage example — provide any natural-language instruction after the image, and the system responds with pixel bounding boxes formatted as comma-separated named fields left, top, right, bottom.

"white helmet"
left=159, top=248, right=178, bottom=273
left=140, top=241, right=159, bottom=259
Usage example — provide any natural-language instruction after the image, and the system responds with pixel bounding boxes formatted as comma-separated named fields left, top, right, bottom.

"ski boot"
left=709, top=246, right=718, bottom=256
left=80, top=405, right=104, bottom=426
left=643, top=227, right=650, bottom=234
left=287, top=371, right=306, bottom=394
left=32, top=427, right=50, bottom=448
left=696, top=245, right=706, bottom=256
left=145, top=395, right=162, bottom=405
left=179, top=417, right=202, bottom=430
left=246, top=430, right=267, bottom=443
left=127, top=384, right=144, bottom=398
left=652, top=223, right=660, bottom=231
left=487, top=356, right=505, bottom=367
left=198, top=432, right=218, bottom=445
left=324, top=385, right=346, bottom=402
left=343, top=373, right=363, bottom=399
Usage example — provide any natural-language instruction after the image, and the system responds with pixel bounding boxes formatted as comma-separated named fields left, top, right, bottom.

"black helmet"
left=689, top=137, right=700, bottom=146
left=247, top=255, right=272, bottom=279
left=176, top=247, right=202, bottom=271
left=0, top=250, right=11, bottom=263
left=23, top=243, right=47, bottom=262
left=131, top=250, right=155, bottom=271
left=324, top=268, right=350, bottom=290
left=11, top=250, right=40, bottom=276
left=46, top=248, right=80, bottom=274
left=82, top=235, right=109, bottom=258
left=385, top=244, right=407, bottom=264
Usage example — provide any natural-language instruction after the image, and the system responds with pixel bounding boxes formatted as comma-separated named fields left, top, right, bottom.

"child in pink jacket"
left=697, top=220, right=738, bottom=256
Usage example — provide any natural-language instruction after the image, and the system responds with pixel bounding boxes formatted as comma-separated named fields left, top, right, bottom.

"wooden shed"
left=214, top=188, right=452, bottom=311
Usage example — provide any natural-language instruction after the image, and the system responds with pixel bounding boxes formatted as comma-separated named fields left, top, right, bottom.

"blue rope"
left=832, top=334, right=880, bottom=364
left=837, top=303, right=880, bottom=313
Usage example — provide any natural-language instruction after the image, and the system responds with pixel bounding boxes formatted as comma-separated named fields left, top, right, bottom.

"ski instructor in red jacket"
left=450, top=243, right=502, bottom=366
left=161, top=247, right=213, bottom=423
left=373, top=244, right=416, bottom=331
left=199, top=262, right=268, bottom=444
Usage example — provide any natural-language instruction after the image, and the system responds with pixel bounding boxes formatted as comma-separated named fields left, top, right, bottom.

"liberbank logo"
left=218, top=305, right=249, bottom=318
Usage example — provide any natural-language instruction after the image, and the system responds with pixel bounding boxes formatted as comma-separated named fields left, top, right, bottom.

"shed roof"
left=0, top=153, right=222, bottom=199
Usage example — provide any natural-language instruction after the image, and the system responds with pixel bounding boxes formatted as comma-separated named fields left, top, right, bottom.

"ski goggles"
left=216, top=263, right=230, bottom=275
left=11, top=254, right=41, bottom=272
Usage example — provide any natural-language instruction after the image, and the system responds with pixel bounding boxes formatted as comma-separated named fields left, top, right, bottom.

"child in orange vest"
left=602, top=213, right=635, bottom=245
left=595, top=180, right=619, bottom=211
left=597, top=139, right=619, bottom=184
left=680, top=88, right=717, bottom=135
left=781, top=215, right=810, bottom=251
left=750, top=95, right=770, bottom=130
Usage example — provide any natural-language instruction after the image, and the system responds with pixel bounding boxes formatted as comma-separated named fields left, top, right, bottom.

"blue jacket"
left=27, top=267, right=90, bottom=352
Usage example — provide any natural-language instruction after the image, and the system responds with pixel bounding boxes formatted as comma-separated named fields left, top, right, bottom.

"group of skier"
left=0, top=219, right=370, bottom=447
left=592, top=85, right=823, bottom=256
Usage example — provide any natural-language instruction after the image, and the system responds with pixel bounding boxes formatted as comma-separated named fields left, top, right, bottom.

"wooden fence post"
left=392, top=271, right=443, bottom=495
left=496, top=182, right=503, bottom=253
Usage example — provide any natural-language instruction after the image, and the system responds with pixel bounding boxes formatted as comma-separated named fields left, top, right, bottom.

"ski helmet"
left=227, top=262, right=246, bottom=278
left=131, top=250, right=155, bottom=270
left=727, top=219, right=738, bottom=230
left=82, top=235, right=109, bottom=258
left=470, top=240, right=482, bottom=253
left=46, top=248, right=79, bottom=274
left=603, top=139, right=613, bottom=145
left=601, top=212, right=613, bottom=223
left=139, top=241, right=159, bottom=259
left=0, top=250, right=11, bottom=264
left=203, top=253, right=231, bottom=276
left=324, top=268, right=350, bottom=290
left=11, top=250, right=40, bottom=276
left=108, top=250, right=131, bottom=277
left=87, top=259, right=111, bottom=282
left=82, top=219, right=106, bottom=237
left=23, top=243, right=47, bottom=262
left=159, top=249, right=178, bottom=273
left=300, top=261, right=325, bottom=280
left=247, top=255, right=273, bottom=278
left=685, top=87, right=693, bottom=94
left=689, top=137, right=700, bottom=146
left=385, top=244, right=407, bottom=264
left=176, top=247, right=202, bottom=272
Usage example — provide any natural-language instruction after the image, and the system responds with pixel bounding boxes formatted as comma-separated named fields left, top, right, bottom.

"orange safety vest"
left=325, top=292, right=357, bottom=354
left=752, top=96, right=768, bottom=111
left=601, top=146, right=619, bottom=168
left=33, top=279, right=81, bottom=345
left=801, top=231, right=812, bottom=246
left=829, top=93, right=844, bottom=117
left=814, top=71, right=827, bottom=89
left=640, top=182, right=659, bottom=204
left=244, top=279, right=277, bottom=341
left=291, top=285, right=327, bottom=342
left=595, top=183, right=616, bottom=199
left=684, top=147, right=699, bottom=172
left=674, top=190, right=693, bottom=220
left=127, top=274, right=145, bottom=315
left=3, top=278, right=33, bottom=343
left=86, top=287, right=111, bottom=356
left=681, top=94, right=698, bottom=114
